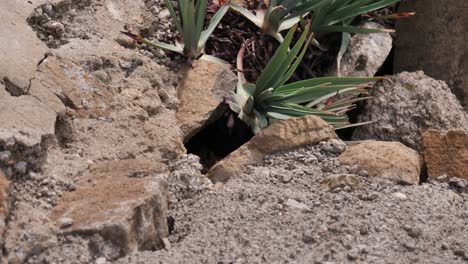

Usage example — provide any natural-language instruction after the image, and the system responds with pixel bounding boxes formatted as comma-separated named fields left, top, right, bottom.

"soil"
left=117, top=141, right=468, bottom=264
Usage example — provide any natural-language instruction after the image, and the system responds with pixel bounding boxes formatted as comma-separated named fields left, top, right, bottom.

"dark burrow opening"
left=337, top=47, right=396, bottom=140
left=184, top=107, right=254, bottom=173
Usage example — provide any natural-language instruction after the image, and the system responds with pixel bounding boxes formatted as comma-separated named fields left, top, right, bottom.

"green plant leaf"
left=198, top=4, right=230, bottom=52
left=229, top=3, right=263, bottom=27
left=163, top=0, right=182, bottom=33
left=140, top=38, right=184, bottom=54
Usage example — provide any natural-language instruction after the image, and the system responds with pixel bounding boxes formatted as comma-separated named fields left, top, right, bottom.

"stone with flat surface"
left=51, top=159, right=170, bottom=260
left=339, top=141, right=421, bottom=185
left=176, top=60, right=237, bottom=142
left=0, top=6, right=48, bottom=94
left=422, top=130, right=468, bottom=180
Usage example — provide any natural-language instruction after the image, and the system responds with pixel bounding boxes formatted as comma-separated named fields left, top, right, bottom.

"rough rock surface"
left=339, top=141, right=421, bottom=185
left=176, top=60, right=237, bottom=141
left=422, top=130, right=468, bottom=180
left=0, top=6, right=48, bottom=94
left=0, top=0, right=186, bottom=261
left=116, top=140, right=468, bottom=264
left=353, top=71, right=468, bottom=150
left=395, top=0, right=467, bottom=110
left=332, top=22, right=392, bottom=77
left=50, top=159, right=169, bottom=260
left=0, top=84, right=58, bottom=178
left=208, top=116, right=337, bottom=183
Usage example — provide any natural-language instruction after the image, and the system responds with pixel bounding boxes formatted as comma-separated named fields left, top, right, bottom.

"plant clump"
left=123, top=0, right=411, bottom=134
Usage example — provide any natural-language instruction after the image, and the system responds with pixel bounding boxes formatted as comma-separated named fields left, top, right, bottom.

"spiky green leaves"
left=122, top=0, right=229, bottom=62
left=228, top=24, right=382, bottom=134
left=309, top=0, right=400, bottom=34
left=230, top=0, right=322, bottom=42
left=230, top=0, right=400, bottom=42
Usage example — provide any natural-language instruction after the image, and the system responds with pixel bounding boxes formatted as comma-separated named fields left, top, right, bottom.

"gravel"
left=116, top=139, right=468, bottom=263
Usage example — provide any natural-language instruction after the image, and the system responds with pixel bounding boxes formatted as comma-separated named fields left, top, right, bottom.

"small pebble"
left=95, top=257, right=107, bottom=264
left=392, top=192, right=408, bottom=200
left=58, top=217, right=74, bottom=228
left=347, top=248, right=359, bottom=260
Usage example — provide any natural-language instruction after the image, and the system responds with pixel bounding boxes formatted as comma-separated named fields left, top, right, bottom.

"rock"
left=58, top=217, right=74, bottom=229
left=33, top=56, right=111, bottom=118
left=0, top=170, right=9, bottom=249
left=320, top=139, right=347, bottom=154
left=353, top=72, right=468, bottom=151
left=4, top=202, right=57, bottom=264
left=208, top=116, right=337, bottom=183
left=92, top=70, right=110, bottom=83
left=158, top=9, right=171, bottom=19
left=339, top=141, right=421, bottom=185
left=422, top=130, right=468, bottom=180
left=331, top=22, right=392, bottom=77
left=0, top=6, right=48, bottom=94
left=0, top=84, right=58, bottom=176
left=95, top=257, right=107, bottom=264
left=391, top=192, right=408, bottom=200
left=321, top=174, right=360, bottom=192
left=284, top=199, right=310, bottom=211
left=394, top=0, right=467, bottom=110
left=51, top=159, right=170, bottom=260
left=168, top=154, right=210, bottom=203
left=176, top=60, right=237, bottom=141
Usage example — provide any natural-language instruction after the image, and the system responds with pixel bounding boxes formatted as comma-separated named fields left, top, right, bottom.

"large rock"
left=0, top=85, right=58, bottom=177
left=51, top=159, right=169, bottom=260
left=4, top=202, right=57, bottom=264
left=332, top=22, right=392, bottom=77
left=208, top=116, right=337, bottom=183
left=394, top=0, right=467, bottom=110
left=339, top=141, right=421, bottom=185
left=176, top=60, right=237, bottom=142
left=422, top=130, right=468, bottom=180
left=0, top=6, right=48, bottom=95
left=353, top=71, right=468, bottom=151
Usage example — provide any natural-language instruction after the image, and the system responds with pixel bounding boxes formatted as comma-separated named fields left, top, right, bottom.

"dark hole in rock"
left=420, top=162, right=428, bottom=184
left=54, top=115, right=74, bottom=147
left=339, top=48, right=395, bottom=140
left=184, top=108, right=253, bottom=173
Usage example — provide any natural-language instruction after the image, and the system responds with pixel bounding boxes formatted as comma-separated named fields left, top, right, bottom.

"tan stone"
left=394, top=0, right=467, bottom=110
left=34, top=56, right=112, bottom=118
left=208, top=116, right=337, bottom=183
left=0, top=83, right=57, bottom=155
left=176, top=60, right=237, bottom=141
left=422, top=130, right=468, bottom=180
left=51, top=159, right=169, bottom=259
left=339, top=141, right=421, bottom=185
left=0, top=7, right=48, bottom=94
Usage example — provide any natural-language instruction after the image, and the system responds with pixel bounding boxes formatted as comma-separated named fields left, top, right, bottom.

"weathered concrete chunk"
left=208, top=116, right=337, bottom=183
left=422, top=130, right=468, bottom=180
left=394, top=0, right=467, bottom=110
left=4, top=202, right=57, bottom=264
left=339, top=141, right=421, bottom=185
left=51, top=159, right=170, bottom=260
left=331, top=22, right=392, bottom=77
left=176, top=60, right=237, bottom=142
left=34, top=56, right=111, bottom=118
left=0, top=7, right=48, bottom=94
left=0, top=85, right=57, bottom=177
left=353, top=71, right=468, bottom=150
